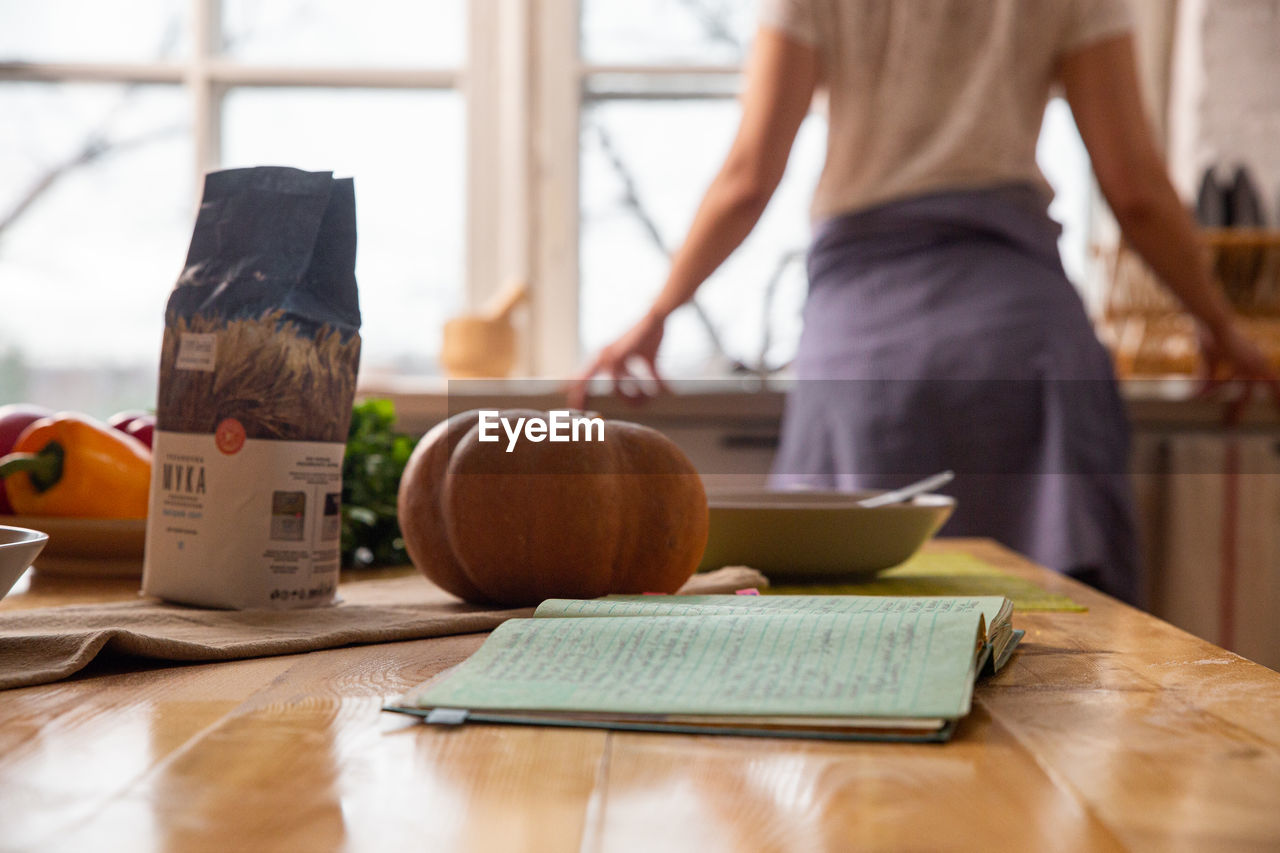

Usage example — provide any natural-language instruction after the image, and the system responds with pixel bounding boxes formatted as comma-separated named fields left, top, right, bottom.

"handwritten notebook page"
left=408, top=602, right=987, bottom=720
left=538, top=594, right=1008, bottom=625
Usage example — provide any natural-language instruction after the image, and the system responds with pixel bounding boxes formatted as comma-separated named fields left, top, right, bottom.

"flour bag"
left=143, top=167, right=361, bottom=608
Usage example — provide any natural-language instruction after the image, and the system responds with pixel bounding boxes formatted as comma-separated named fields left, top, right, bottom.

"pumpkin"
left=396, top=408, right=708, bottom=606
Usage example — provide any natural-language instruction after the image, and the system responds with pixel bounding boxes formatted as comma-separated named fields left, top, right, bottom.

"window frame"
left=0, top=0, right=1100, bottom=381
left=512, top=0, right=749, bottom=376
left=0, top=0, right=754, bottom=379
left=0, top=0, right=464, bottom=379
left=0, top=0, right=461, bottom=173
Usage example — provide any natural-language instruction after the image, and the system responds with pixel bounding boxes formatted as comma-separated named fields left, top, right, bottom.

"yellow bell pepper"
left=0, top=413, right=151, bottom=518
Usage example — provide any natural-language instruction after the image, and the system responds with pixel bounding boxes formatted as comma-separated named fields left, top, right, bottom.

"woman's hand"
left=567, top=311, right=671, bottom=409
left=1195, top=321, right=1280, bottom=423
left=1061, top=36, right=1280, bottom=421
left=566, top=27, right=817, bottom=412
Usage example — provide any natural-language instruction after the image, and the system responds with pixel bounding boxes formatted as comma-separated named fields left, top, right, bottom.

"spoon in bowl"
left=856, top=470, right=955, bottom=509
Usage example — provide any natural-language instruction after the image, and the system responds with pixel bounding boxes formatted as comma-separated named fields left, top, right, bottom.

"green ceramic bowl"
left=697, top=490, right=955, bottom=581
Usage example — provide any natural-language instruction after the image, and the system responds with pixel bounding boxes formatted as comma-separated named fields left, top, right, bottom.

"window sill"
left=357, top=376, right=787, bottom=436
left=360, top=376, right=1280, bottom=437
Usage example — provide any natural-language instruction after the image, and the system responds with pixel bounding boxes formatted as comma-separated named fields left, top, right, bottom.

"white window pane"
left=0, top=83, right=192, bottom=415
left=580, top=100, right=823, bottom=375
left=0, top=0, right=189, bottom=63
left=222, top=88, right=466, bottom=377
left=582, top=0, right=754, bottom=66
left=1037, top=98, right=1093, bottom=295
left=222, top=0, right=464, bottom=68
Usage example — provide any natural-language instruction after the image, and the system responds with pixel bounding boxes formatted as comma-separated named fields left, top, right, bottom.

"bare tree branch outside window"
left=0, top=19, right=184, bottom=242
left=582, top=0, right=805, bottom=376
left=0, top=2, right=320, bottom=243
left=3, top=0, right=803, bottom=380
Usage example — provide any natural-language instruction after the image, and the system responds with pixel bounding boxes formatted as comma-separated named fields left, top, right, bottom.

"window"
left=578, top=0, right=822, bottom=378
left=0, top=0, right=465, bottom=414
left=1038, top=97, right=1097, bottom=309
left=533, top=0, right=1098, bottom=378
left=0, top=0, right=1097, bottom=413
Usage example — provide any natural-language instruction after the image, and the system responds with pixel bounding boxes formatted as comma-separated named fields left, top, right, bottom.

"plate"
left=0, top=525, right=49, bottom=598
left=0, top=515, right=146, bottom=578
left=697, top=490, right=955, bottom=580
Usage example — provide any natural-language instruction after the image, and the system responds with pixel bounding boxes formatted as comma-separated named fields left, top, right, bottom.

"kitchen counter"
left=361, top=375, right=1280, bottom=669
left=3, top=540, right=1279, bottom=851
left=363, top=377, right=1280, bottom=436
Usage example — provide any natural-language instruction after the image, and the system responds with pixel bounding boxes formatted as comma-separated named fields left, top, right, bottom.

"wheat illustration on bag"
left=158, top=312, right=360, bottom=442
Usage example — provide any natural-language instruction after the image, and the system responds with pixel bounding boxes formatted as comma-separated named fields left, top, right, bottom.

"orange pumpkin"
left=397, top=408, right=708, bottom=606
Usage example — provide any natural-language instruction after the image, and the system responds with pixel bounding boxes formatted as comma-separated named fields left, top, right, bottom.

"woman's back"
left=760, top=0, right=1133, bottom=219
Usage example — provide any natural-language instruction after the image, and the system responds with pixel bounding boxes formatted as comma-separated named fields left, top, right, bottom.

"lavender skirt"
left=771, top=185, right=1140, bottom=603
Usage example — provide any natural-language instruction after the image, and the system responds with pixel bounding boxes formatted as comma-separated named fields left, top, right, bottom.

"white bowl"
left=0, top=515, right=145, bottom=577
left=0, top=525, right=49, bottom=599
left=698, top=490, right=955, bottom=580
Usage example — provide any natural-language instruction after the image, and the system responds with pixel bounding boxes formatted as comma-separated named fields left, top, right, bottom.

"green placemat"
left=763, top=551, right=1086, bottom=612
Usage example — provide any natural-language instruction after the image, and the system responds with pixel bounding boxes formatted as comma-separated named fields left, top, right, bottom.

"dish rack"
left=1100, top=228, right=1280, bottom=377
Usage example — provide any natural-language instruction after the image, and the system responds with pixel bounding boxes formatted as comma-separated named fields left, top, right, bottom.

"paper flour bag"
left=143, top=166, right=362, bottom=608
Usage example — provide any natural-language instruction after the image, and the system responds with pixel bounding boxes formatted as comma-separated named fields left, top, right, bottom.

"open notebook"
left=387, top=595, right=1020, bottom=743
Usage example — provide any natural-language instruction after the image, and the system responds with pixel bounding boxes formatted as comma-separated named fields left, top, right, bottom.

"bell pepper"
left=0, top=413, right=151, bottom=518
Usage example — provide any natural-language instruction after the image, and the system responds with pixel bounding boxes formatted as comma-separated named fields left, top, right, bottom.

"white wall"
left=1169, top=0, right=1280, bottom=217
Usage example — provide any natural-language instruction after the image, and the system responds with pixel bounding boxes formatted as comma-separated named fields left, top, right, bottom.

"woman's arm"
left=569, top=27, right=819, bottom=406
left=1060, top=35, right=1278, bottom=394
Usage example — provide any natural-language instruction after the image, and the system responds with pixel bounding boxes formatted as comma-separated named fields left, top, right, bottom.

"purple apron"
left=771, top=185, right=1140, bottom=604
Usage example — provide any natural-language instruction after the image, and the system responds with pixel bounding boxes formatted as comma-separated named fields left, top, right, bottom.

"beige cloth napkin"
left=0, top=567, right=767, bottom=691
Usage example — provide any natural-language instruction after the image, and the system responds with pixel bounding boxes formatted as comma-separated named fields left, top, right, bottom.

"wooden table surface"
left=2, top=539, right=1278, bottom=852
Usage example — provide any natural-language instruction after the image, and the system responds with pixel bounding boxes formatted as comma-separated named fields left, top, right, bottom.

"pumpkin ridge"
left=397, top=411, right=492, bottom=603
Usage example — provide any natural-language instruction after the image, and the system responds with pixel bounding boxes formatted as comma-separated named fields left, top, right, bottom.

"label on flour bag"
left=145, top=430, right=345, bottom=609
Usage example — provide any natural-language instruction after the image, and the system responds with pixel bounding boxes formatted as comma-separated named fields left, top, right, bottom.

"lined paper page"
left=409, top=608, right=984, bottom=719
left=537, top=594, right=1006, bottom=626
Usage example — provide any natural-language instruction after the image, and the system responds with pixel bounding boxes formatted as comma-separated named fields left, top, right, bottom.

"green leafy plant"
left=341, top=398, right=414, bottom=568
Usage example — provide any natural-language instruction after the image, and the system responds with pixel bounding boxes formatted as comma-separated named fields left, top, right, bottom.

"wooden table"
left=2, top=540, right=1278, bottom=852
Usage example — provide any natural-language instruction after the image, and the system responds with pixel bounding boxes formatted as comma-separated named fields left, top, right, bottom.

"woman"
left=570, top=0, right=1276, bottom=604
